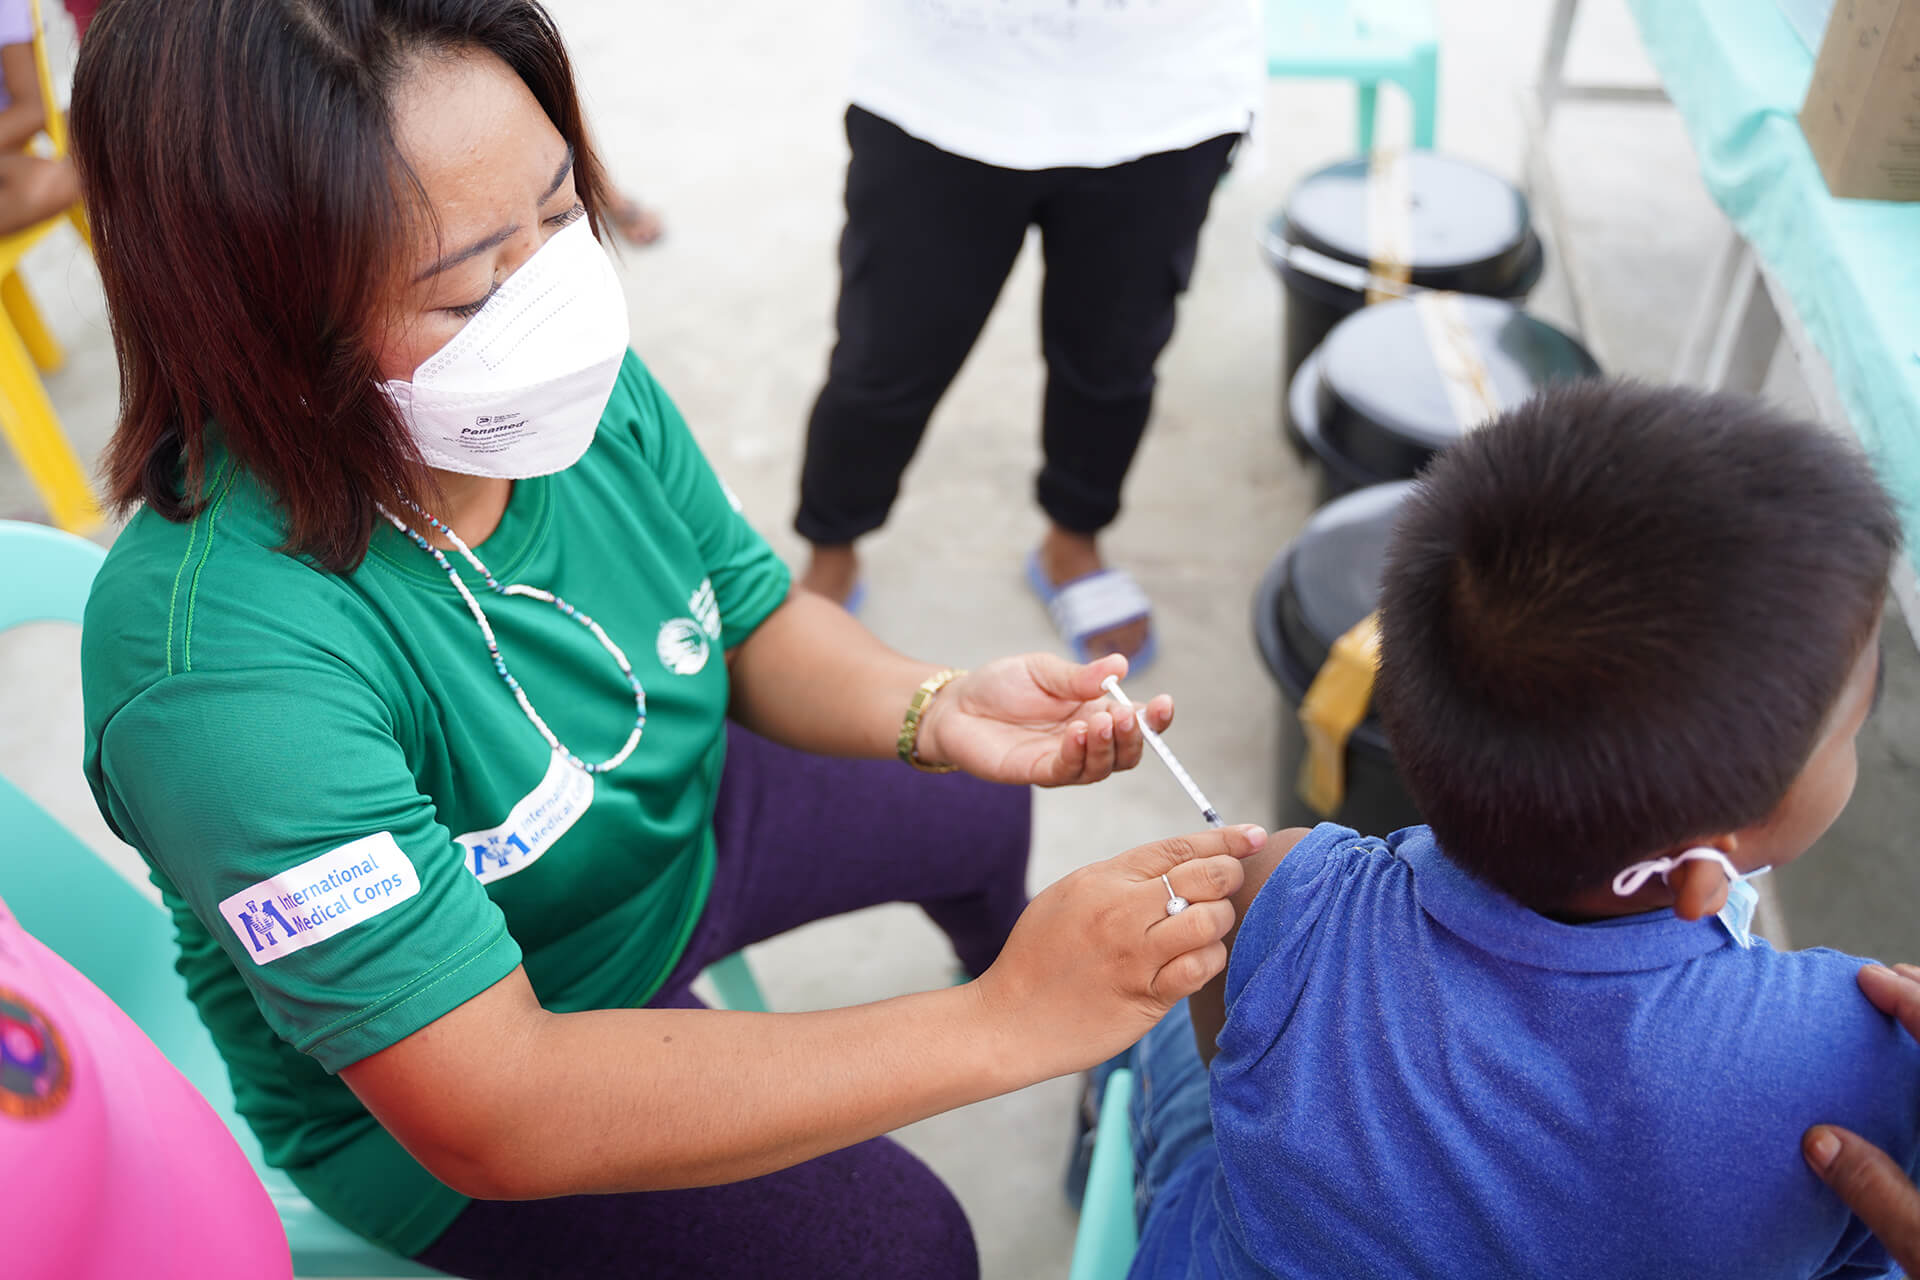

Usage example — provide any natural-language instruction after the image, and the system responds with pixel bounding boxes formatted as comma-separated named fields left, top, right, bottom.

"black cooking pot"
left=1266, top=151, right=1547, bottom=449
left=1291, top=295, right=1601, bottom=503
left=1253, top=481, right=1423, bottom=835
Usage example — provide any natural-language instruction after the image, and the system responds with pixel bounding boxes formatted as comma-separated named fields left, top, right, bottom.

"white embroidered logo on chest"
left=656, top=578, right=721, bottom=675
left=219, top=832, right=420, bottom=965
left=456, top=751, right=596, bottom=885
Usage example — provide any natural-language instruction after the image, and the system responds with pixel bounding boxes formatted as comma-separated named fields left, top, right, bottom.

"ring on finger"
left=1162, top=872, right=1189, bottom=916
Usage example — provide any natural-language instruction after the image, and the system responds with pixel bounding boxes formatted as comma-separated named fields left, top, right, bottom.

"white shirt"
left=850, top=0, right=1265, bottom=171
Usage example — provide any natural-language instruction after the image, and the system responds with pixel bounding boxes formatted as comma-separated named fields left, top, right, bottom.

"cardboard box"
left=1800, top=0, right=1920, bottom=201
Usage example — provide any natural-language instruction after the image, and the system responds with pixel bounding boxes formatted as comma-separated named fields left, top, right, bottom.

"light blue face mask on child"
left=1612, top=848, right=1773, bottom=949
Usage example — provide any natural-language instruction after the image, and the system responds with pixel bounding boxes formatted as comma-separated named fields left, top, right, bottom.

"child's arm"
left=1190, top=827, right=1311, bottom=1065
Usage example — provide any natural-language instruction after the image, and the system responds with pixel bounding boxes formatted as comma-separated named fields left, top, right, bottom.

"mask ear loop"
left=1611, top=846, right=1741, bottom=898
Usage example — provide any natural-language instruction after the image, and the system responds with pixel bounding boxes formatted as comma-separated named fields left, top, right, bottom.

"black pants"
left=795, top=107, right=1238, bottom=546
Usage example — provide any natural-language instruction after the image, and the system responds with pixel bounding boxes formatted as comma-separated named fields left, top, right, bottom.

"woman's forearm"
left=727, top=591, right=939, bottom=758
left=502, top=989, right=1023, bottom=1196
left=0, top=45, right=44, bottom=153
left=348, top=968, right=1036, bottom=1201
left=0, top=103, right=42, bottom=153
left=347, top=826, right=1264, bottom=1202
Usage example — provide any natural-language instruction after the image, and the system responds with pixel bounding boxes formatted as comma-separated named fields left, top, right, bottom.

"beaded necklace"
left=378, top=501, right=645, bottom=774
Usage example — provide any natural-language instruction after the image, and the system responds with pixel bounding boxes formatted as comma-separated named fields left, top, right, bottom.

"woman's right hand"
left=971, top=824, right=1266, bottom=1080
left=344, top=823, right=1265, bottom=1200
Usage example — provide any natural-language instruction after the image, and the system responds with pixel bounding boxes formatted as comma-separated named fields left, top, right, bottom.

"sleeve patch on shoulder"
left=218, top=832, right=420, bottom=965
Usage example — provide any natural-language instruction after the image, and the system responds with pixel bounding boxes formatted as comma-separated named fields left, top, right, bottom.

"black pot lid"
left=1277, top=152, right=1536, bottom=294
left=1309, top=295, right=1601, bottom=481
left=1255, top=481, right=1415, bottom=709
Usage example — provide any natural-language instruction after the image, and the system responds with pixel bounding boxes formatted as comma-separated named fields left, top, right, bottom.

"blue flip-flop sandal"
left=1024, top=550, right=1158, bottom=671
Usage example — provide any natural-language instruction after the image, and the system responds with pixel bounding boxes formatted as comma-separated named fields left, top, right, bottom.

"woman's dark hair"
left=71, top=0, right=609, bottom=571
left=1374, top=380, right=1900, bottom=912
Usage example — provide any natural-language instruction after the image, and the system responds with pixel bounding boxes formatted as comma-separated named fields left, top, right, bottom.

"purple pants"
left=414, top=726, right=1034, bottom=1280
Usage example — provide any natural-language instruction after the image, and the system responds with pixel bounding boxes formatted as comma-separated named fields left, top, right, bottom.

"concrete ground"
left=1, top=2, right=1915, bottom=1276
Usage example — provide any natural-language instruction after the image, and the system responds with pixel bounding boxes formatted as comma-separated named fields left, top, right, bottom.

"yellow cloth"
left=1296, top=611, right=1383, bottom=817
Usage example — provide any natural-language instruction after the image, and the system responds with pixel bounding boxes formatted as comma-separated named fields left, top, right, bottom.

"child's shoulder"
left=1726, top=943, right=1916, bottom=1062
left=1222, top=822, right=1422, bottom=1005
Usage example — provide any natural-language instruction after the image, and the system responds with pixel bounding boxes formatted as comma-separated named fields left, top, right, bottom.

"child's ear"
left=1669, top=843, right=1737, bottom=920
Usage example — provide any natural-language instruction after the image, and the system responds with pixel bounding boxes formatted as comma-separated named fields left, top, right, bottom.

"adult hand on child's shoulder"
left=1804, top=963, right=1920, bottom=1273
left=970, top=824, right=1267, bottom=1080
left=1189, top=826, right=1314, bottom=1066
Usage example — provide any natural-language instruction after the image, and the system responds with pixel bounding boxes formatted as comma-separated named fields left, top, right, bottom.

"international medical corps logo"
left=656, top=578, right=722, bottom=676
left=218, top=833, right=422, bottom=966
left=0, top=986, right=70, bottom=1118
left=467, top=833, right=522, bottom=880
left=233, top=897, right=297, bottom=953
left=457, top=752, right=595, bottom=886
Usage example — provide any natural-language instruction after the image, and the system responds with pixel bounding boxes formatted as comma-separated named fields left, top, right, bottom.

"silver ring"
left=1162, top=872, right=1189, bottom=916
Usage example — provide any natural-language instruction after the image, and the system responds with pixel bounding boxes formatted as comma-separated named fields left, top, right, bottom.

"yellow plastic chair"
left=0, top=0, right=99, bottom=534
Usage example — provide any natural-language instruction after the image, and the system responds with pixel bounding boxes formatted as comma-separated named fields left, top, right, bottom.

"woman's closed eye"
left=444, top=283, right=500, bottom=319
left=440, top=203, right=587, bottom=318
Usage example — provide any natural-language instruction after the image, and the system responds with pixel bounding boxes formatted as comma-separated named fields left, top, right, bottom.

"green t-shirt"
left=80, top=352, right=791, bottom=1256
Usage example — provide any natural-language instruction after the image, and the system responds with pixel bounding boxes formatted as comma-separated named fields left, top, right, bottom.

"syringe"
left=1101, top=676, right=1224, bottom=828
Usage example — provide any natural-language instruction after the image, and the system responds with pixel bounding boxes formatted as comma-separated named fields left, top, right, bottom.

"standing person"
left=795, top=0, right=1264, bottom=667
left=70, top=3, right=1263, bottom=1277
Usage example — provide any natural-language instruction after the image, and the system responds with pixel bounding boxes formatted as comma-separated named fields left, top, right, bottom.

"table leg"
left=1535, top=0, right=1581, bottom=123
left=1700, top=243, right=1782, bottom=394
left=1672, top=226, right=1743, bottom=385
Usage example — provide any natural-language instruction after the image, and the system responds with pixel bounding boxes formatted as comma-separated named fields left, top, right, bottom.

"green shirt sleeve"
left=95, top=666, right=523, bottom=1073
left=613, top=352, right=791, bottom=649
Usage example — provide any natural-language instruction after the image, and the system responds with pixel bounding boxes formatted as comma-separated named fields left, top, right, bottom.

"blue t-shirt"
left=1133, top=824, right=1920, bottom=1279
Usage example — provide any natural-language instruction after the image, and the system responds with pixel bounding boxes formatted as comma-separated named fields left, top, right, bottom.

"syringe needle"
left=1101, top=676, right=1225, bottom=827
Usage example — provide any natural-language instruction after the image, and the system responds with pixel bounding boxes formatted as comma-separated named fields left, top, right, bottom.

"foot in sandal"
left=605, top=191, right=664, bottom=247
left=1025, top=527, right=1155, bottom=670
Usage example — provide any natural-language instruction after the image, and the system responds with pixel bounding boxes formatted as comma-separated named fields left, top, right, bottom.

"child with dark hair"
left=1125, top=381, right=1920, bottom=1279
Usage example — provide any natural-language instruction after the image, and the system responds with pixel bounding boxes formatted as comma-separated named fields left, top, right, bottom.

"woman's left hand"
left=914, top=653, right=1175, bottom=787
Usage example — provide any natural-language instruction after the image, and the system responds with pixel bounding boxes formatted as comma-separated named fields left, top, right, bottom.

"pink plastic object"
left=0, top=893, right=291, bottom=1279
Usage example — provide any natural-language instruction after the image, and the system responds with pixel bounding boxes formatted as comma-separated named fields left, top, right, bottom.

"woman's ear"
left=1669, top=840, right=1738, bottom=920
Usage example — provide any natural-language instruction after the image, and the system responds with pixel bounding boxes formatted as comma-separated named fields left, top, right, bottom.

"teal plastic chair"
left=1068, top=1068, right=1139, bottom=1280
left=0, top=519, right=770, bottom=1273
left=704, top=949, right=768, bottom=1012
left=1266, top=0, right=1439, bottom=153
left=0, top=520, right=449, bottom=1276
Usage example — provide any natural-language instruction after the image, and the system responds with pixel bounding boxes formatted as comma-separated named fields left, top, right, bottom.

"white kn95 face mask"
left=381, top=217, right=631, bottom=480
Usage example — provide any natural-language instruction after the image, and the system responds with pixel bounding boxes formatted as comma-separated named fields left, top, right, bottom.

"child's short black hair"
left=1374, top=381, right=1900, bottom=912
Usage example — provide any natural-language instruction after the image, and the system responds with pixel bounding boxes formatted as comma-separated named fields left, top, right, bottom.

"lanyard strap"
left=378, top=502, right=646, bottom=774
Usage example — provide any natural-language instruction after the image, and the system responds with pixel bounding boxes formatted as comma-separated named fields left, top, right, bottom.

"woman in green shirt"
left=70, top=2, right=1266, bottom=1276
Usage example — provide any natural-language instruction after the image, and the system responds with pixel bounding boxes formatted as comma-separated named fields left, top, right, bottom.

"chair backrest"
left=0, top=519, right=265, bottom=1162
left=0, top=774, right=261, bottom=1143
left=0, top=518, right=103, bottom=630
left=27, top=0, right=66, bottom=158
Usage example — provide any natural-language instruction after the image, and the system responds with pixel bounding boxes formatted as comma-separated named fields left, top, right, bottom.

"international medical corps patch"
left=218, top=832, right=421, bottom=966
left=0, top=986, right=72, bottom=1118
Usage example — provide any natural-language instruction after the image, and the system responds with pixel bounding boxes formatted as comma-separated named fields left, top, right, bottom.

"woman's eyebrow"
left=542, top=144, right=575, bottom=202
left=412, top=147, right=576, bottom=283
left=415, top=224, right=519, bottom=282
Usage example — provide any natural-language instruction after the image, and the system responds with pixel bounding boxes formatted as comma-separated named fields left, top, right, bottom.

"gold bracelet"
left=897, top=668, right=965, bottom=773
